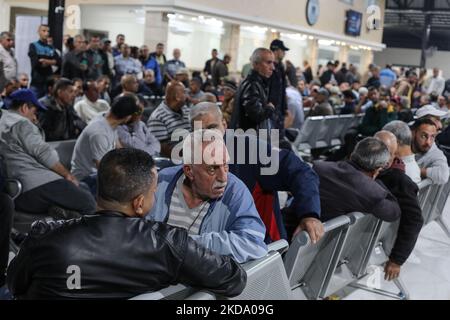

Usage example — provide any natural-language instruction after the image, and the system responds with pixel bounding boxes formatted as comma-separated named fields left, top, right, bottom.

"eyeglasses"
left=133, top=109, right=144, bottom=116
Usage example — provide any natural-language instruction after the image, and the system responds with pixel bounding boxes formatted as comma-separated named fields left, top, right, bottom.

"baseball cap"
left=270, top=39, right=290, bottom=51
left=10, top=89, right=47, bottom=110
left=223, top=79, right=237, bottom=92
left=317, top=88, right=330, bottom=98
left=416, top=105, right=449, bottom=119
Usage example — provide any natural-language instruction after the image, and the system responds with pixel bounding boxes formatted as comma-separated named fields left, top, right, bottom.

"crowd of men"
left=1, top=25, right=450, bottom=300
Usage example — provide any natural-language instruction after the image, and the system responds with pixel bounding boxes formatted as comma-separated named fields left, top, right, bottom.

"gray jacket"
left=416, top=143, right=450, bottom=185
left=0, top=111, right=61, bottom=192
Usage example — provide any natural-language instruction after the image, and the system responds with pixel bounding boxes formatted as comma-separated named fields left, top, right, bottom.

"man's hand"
left=293, top=217, right=324, bottom=244
left=65, top=174, right=80, bottom=187
left=384, top=260, right=401, bottom=281
left=267, top=102, right=276, bottom=111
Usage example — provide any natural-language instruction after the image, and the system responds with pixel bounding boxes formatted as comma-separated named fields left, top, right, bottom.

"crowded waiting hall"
left=1, top=0, right=450, bottom=302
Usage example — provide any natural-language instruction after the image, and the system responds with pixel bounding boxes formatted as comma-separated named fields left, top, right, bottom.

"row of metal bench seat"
left=133, top=176, right=450, bottom=300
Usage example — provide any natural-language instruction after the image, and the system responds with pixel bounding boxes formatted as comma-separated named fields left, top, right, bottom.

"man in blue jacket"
left=190, top=102, right=323, bottom=244
left=147, top=130, right=268, bottom=264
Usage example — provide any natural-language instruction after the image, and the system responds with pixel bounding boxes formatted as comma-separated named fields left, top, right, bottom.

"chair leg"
left=349, top=281, right=409, bottom=300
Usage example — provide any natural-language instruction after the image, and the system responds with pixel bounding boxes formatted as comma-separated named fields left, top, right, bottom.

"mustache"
left=213, top=181, right=227, bottom=189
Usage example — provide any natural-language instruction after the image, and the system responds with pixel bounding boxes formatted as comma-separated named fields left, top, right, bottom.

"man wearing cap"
left=416, top=104, right=448, bottom=132
left=319, top=61, right=337, bottom=86
left=309, top=88, right=333, bottom=117
left=175, top=68, right=190, bottom=89
left=340, top=90, right=357, bottom=115
left=411, top=118, right=449, bottom=185
left=269, top=40, right=289, bottom=137
left=0, top=89, right=95, bottom=216
left=222, top=80, right=237, bottom=126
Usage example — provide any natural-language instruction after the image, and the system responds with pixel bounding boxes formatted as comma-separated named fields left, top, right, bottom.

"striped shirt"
left=147, top=102, right=191, bottom=142
left=167, top=176, right=210, bottom=235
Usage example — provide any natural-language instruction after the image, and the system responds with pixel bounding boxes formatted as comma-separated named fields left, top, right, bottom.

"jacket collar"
left=96, top=210, right=129, bottom=218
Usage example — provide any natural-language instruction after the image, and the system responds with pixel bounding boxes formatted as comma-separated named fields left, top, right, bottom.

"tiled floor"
left=344, top=198, right=450, bottom=300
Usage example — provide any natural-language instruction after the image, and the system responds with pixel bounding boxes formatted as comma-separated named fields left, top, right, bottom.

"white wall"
left=80, top=5, right=145, bottom=47
left=0, top=0, right=11, bottom=32
left=374, top=47, right=450, bottom=78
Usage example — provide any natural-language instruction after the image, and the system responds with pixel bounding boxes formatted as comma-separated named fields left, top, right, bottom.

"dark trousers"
left=0, top=193, right=14, bottom=287
left=15, top=179, right=96, bottom=216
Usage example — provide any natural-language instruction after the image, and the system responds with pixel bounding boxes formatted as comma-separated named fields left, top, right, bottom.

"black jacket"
left=377, top=169, right=423, bottom=265
left=61, top=50, right=87, bottom=81
left=320, top=70, right=335, bottom=86
left=7, top=211, right=247, bottom=300
left=313, top=160, right=401, bottom=223
left=230, top=69, right=274, bottom=131
left=39, top=97, right=86, bottom=141
left=28, top=40, right=61, bottom=87
left=268, top=62, right=288, bottom=131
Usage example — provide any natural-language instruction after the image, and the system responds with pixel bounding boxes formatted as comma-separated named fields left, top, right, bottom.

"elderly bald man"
left=147, top=130, right=267, bottom=263
left=374, top=131, right=423, bottom=282
left=147, top=81, right=190, bottom=157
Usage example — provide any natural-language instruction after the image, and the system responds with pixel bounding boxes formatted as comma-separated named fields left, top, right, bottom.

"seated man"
left=117, top=95, right=161, bottom=156
left=39, top=78, right=86, bottom=142
left=314, top=137, right=401, bottom=222
left=148, top=130, right=268, bottom=263
left=74, top=80, right=110, bottom=124
left=0, top=89, right=95, bottom=216
left=7, top=149, right=246, bottom=299
left=71, top=95, right=140, bottom=194
left=383, top=121, right=422, bottom=184
left=190, top=102, right=323, bottom=244
left=374, top=131, right=423, bottom=282
left=147, top=81, right=190, bottom=157
left=412, top=118, right=450, bottom=185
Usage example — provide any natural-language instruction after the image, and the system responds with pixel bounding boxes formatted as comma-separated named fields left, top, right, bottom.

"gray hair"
left=251, top=48, right=272, bottom=66
left=383, top=121, right=412, bottom=146
left=182, top=130, right=228, bottom=165
left=190, top=102, right=222, bottom=128
left=350, top=137, right=390, bottom=172
left=199, top=92, right=217, bottom=103
left=0, top=31, right=12, bottom=40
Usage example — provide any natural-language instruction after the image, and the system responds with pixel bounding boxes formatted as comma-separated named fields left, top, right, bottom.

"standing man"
left=204, top=49, right=220, bottom=80
left=212, top=54, right=231, bottom=87
left=165, top=48, right=186, bottom=81
left=230, top=48, right=275, bottom=132
left=424, top=68, right=446, bottom=96
left=150, top=43, right=167, bottom=81
left=0, top=32, right=17, bottom=91
left=28, top=25, right=61, bottom=98
left=112, top=34, right=125, bottom=57
left=269, top=39, right=289, bottom=136
left=140, top=45, right=162, bottom=87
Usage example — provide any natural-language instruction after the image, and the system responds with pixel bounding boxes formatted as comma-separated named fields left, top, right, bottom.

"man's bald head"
left=165, top=81, right=186, bottom=111
left=375, top=130, right=398, bottom=167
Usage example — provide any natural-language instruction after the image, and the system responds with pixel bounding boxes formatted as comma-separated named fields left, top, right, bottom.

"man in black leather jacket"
left=6, top=148, right=246, bottom=300
left=230, top=48, right=275, bottom=131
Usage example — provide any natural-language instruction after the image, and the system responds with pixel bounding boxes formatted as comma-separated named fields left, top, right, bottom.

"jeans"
left=15, top=179, right=96, bottom=216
